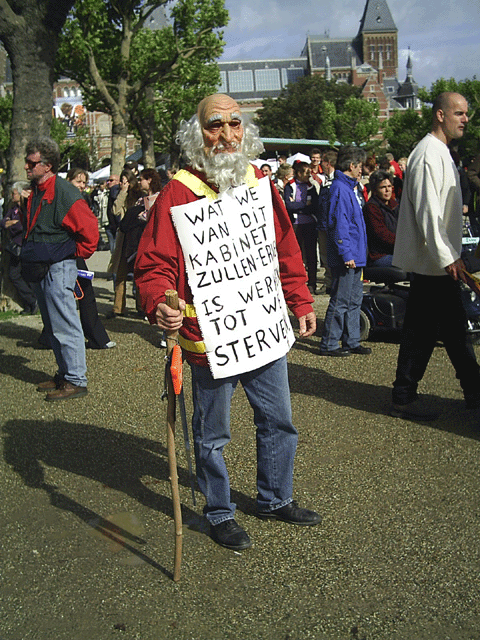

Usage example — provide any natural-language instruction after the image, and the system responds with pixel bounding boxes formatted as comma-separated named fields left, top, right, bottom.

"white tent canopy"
left=286, top=152, right=311, bottom=165
left=89, top=165, right=112, bottom=183
left=88, top=164, right=144, bottom=184
left=251, top=158, right=279, bottom=173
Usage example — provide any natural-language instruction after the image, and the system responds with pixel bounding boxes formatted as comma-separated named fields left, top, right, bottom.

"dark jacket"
left=283, top=179, right=319, bottom=225
left=0, top=204, right=24, bottom=246
left=363, top=194, right=399, bottom=263
left=326, top=170, right=367, bottom=268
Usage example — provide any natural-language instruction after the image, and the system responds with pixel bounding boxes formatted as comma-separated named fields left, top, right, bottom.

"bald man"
left=135, top=94, right=321, bottom=551
left=391, top=92, right=480, bottom=422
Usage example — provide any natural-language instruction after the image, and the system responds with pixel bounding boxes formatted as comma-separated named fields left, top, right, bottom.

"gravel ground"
left=1, top=272, right=480, bottom=640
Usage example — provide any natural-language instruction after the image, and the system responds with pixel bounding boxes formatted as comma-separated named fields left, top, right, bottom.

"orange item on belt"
left=170, top=344, right=183, bottom=395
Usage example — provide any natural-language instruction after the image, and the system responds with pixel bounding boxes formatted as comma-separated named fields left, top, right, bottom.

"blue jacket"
left=326, top=170, right=367, bottom=268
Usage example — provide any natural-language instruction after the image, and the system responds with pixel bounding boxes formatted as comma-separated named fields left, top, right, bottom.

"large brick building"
left=218, top=0, right=420, bottom=120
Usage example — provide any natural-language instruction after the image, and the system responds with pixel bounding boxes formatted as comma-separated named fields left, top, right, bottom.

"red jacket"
left=135, top=165, right=313, bottom=366
left=23, top=175, right=99, bottom=262
left=363, top=194, right=399, bottom=263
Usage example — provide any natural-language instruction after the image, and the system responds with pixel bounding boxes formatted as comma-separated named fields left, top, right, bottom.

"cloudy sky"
left=220, top=0, right=480, bottom=90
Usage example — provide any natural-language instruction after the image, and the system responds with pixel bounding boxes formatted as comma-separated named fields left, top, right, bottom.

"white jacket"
left=393, top=133, right=462, bottom=276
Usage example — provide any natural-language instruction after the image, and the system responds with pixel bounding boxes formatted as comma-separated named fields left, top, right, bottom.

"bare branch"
left=85, top=44, right=120, bottom=116
left=132, top=0, right=169, bottom=36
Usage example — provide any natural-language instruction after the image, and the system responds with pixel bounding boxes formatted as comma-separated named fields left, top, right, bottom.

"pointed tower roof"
left=406, top=48, right=413, bottom=79
left=396, top=49, right=419, bottom=99
left=358, top=0, right=397, bottom=34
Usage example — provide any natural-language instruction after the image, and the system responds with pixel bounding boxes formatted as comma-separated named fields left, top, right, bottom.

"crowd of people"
left=1, top=90, right=479, bottom=549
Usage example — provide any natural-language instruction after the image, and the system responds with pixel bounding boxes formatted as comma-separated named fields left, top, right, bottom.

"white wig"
left=175, top=114, right=264, bottom=193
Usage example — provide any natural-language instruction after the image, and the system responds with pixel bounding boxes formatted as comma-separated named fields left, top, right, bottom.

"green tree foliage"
left=255, top=76, right=380, bottom=147
left=382, top=107, right=431, bottom=159
left=0, top=93, right=12, bottom=169
left=418, top=77, right=480, bottom=158
left=333, top=95, right=380, bottom=148
left=56, top=0, right=227, bottom=171
left=256, top=76, right=360, bottom=141
left=50, top=118, right=93, bottom=171
left=129, top=0, right=226, bottom=163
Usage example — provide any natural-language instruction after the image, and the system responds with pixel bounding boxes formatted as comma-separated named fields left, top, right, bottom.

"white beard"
left=200, top=148, right=251, bottom=194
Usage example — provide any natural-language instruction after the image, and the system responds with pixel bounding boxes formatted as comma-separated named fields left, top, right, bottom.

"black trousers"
left=392, top=273, right=480, bottom=406
left=76, top=258, right=110, bottom=349
left=9, top=255, right=37, bottom=309
left=294, top=221, right=317, bottom=289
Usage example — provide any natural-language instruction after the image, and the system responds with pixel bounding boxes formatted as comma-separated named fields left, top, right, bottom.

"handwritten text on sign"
left=171, top=177, right=294, bottom=378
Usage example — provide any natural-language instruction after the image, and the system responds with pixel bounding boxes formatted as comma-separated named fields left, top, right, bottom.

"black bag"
left=462, top=244, right=480, bottom=274
left=21, top=261, right=51, bottom=283
left=4, top=240, right=21, bottom=258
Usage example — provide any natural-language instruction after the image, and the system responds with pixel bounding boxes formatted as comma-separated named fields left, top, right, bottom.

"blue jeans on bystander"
left=320, top=265, right=363, bottom=351
left=33, top=259, right=87, bottom=387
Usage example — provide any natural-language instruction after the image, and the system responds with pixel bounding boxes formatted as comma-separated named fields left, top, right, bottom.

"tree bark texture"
left=0, top=0, right=74, bottom=303
left=133, top=88, right=156, bottom=169
left=0, top=0, right=75, bottom=188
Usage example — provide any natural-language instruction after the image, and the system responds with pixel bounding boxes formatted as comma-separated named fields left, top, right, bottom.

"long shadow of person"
left=2, top=419, right=206, bottom=577
left=287, top=362, right=480, bottom=439
left=0, top=346, right=48, bottom=384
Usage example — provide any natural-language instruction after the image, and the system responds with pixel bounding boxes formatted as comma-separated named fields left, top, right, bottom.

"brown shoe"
left=45, top=382, right=88, bottom=402
left=37, top=375, right=64, bottom=392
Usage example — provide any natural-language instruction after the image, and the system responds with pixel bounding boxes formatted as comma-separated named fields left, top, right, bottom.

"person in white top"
left=390, top=92, right=480, bottom=422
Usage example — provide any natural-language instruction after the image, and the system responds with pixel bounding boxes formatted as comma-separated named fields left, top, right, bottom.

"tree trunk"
left=132, top=90, right=156, bottom=169
left=0, top=0, right=74, bottom=308
left=140, top=88, right=156, bottom=168
left=142, top=128, right=156, bottom=169
left=110, top=115, right=128, bottom=176
left=7, top=42, right=55, bottom=186
left=0, top=0, right=75, bottom=190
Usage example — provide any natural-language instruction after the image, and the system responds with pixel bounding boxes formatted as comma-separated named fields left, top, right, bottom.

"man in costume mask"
left=135, top=94, right=321, bottom=550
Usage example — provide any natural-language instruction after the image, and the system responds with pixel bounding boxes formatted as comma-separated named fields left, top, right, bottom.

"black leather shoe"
left=258, top=501, right=322, bottom=526
left=210, top=519, right=252, bottom=550
left=319, top=348, right=351, bottom=357
left=20, top=304, right=38, bottom=316
left=348, top=345, right=372, bottom=355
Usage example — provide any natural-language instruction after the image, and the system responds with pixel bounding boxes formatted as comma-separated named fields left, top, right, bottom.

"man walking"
left=390, top=92, right=480, bottom=420
left=135, top=93, right=321, bottom=551
left=21, top=137, right=99, bottom=400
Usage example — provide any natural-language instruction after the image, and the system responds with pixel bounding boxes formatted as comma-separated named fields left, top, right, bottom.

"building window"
left=228, top=70, right=254, bottom=93
left=386, top=44, right=391, bottom=61
left=281, top=67, right=304, bottom=87
left=218, top=71, right=227, bottom=93
left=370, top=85, right=375, bottom=92
left=255, top=68, right=281, bottom=92
left=368, top=97, right=377, bottom=103
left=370, top=44, right=375, bottom=61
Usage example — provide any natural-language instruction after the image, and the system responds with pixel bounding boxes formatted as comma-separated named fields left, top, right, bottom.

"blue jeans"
left=190, top=356, right=298, bottom=525
left=320, top=265, right=363, bottom=351
left=33, top=259, right=87, bottom=387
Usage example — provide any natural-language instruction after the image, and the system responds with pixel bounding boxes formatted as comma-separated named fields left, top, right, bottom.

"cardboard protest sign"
left=171, top=177, right=295, bottom=378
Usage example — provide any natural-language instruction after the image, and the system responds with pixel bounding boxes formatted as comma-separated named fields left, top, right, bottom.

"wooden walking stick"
left=165, top=289, right=183, bottom=582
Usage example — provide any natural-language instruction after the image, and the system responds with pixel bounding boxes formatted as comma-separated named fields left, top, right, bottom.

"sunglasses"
left=25, top=159, right=44, bottom=169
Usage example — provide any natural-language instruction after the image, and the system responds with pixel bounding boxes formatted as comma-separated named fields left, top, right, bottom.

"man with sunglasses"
left=22, top=136, right=99, bottom=401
